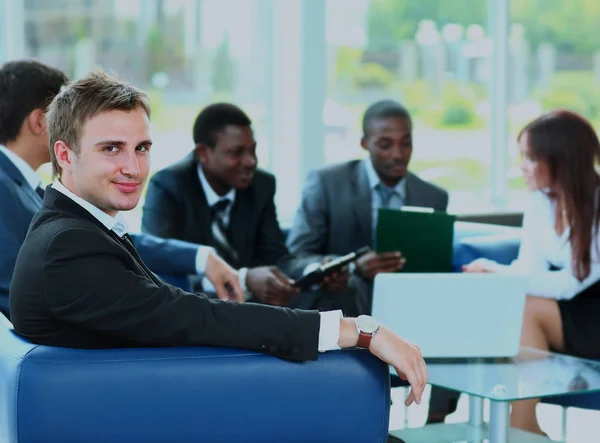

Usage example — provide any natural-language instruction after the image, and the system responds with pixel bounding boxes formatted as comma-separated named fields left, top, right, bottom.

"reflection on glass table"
left=390, top=347, right=600, bottom=443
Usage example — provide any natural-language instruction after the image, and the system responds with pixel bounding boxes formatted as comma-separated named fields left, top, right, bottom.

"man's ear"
left=54, top=140, right=75, bottom=174
left=26, top=109, right=47, bottom=136
left=360, top=136, right=368, bottom=151
left=194, top=144, right=210, bottom=165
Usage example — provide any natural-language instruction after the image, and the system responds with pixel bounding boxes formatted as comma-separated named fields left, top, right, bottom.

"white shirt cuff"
left=195, top=246, right=215, bottom=275
left=238, top=267, right=249, bottom=294
left=318, top=310, right=343, bottom=352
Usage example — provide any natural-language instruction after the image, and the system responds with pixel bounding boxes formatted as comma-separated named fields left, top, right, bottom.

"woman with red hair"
left=464, top=109, right=600, bottom=435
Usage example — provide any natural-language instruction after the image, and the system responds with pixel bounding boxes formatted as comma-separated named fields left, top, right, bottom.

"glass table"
left=390, top=347, right=600, bottom=443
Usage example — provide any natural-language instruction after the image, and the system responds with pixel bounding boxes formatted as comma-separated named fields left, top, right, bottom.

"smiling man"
left=287, top=99, right=448, bottom=290
left=8, top=74, right=428, bottom=414
left=142, top=103, right=369, bottom=315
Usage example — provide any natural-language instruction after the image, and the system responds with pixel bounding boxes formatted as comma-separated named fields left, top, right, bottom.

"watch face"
left=356, top=315, right=379, bottom=334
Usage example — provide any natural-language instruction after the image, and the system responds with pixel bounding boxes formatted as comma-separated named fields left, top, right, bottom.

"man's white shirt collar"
left=0, top=145, right=41, bottom=191
left=51, top=180, right=128, bottom=237
left=197, top=164, right=236, bottom=206
left=363, top=156, right=406, bottom=199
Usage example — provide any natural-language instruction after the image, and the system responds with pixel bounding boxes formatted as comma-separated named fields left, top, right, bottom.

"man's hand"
left=355, top=250, right=405, bottom=280
left=462, top=258, right=496, bottom=273
left=205, top=251, right=245, bottom=302
left=246, top=266, right=299, bottom=306
left=338, top=318, right=427, bottom=407
left=320, top=256, right=350, bottom=293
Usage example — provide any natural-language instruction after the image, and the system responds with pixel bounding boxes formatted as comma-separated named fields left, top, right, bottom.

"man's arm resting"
left=43, top=228, right=318, bottom=360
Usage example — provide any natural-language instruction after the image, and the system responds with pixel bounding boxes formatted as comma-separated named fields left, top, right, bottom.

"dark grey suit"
left=287, top=158, right=454, bottom=417
left=287, top=159, right=449, bottom=263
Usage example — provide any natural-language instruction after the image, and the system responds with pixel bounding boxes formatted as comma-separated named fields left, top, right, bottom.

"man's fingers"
left=213, top=282, right=231, bottom=301
left=404, top=388, right=416, bottom=407
left=271, top=268, right=295, bottom=287
left=378, top=252, right=402, bottom=261
left=225, top=280, right=245, bottom=303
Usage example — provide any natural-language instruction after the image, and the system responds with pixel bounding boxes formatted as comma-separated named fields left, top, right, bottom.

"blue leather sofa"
left=0, top=314, right=390, bottom=443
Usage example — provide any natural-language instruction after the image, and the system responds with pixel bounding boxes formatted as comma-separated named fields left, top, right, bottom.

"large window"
left=20, top=0, right=273, bottom=229
left=325, top=0, right=494, bottom=213
left=7, top=0, right=600, bottom=222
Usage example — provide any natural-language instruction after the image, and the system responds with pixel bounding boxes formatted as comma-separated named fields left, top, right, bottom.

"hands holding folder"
left=355, top=250, right=406, bottom=280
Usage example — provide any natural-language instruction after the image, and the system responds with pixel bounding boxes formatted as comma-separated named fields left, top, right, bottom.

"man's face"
left=199, top=124, right=257, bottom=192
left=59, top=108, right=151, bottom=216
left=361, top=117, right=413, bottom=186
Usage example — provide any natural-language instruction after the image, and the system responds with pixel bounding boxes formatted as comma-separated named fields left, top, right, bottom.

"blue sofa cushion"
left=0, top=315, right=390, bottom=443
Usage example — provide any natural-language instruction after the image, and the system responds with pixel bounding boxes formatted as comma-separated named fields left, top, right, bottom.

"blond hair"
left=46, top=71, right=151, bottom=177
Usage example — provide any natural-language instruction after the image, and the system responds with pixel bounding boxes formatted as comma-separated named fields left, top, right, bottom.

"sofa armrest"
left=0, top=315, right=390, bottom=443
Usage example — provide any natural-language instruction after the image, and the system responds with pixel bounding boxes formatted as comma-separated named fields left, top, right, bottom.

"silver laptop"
left=372, top=273, right=527, bottom=358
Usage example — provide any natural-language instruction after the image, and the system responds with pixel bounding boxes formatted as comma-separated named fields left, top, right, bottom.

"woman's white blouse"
left=498, top=191, right=600, bottom=300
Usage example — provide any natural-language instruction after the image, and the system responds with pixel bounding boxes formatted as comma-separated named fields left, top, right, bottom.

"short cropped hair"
left=0, top=60, right=68, bottom=145
left=362, top=99, right=412, bottom=138
left=192, top=103, right=251, bottom=148
left=46, top=71, right=151, bottom=177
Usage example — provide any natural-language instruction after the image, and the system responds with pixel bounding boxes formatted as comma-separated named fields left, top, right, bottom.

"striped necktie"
left=211, top=199, right=239, bottom=264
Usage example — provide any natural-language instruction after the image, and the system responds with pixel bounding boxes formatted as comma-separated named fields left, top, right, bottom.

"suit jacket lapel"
left=0, top=150, right=42, bottom=209
left=228, top=191, right=251, bottom=268
left=184, top=154, right=213, bottom=244
left=352, top=161, right=373, bottom=246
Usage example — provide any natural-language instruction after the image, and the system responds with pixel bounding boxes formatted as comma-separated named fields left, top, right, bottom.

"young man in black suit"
left=142, top=104, right=369, bottom=315
left=0, top=60, right=245, bottom=317
left=9, top=72, right=426, bottom=410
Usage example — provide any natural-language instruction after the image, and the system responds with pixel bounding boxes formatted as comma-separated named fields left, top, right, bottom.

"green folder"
left=375, top=208, right=456, bottom=273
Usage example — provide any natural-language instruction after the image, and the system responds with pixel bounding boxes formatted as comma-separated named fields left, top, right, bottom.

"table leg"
left=489, top=401, right=510, bottom=443
left=468, top=395, right=483, bottom=427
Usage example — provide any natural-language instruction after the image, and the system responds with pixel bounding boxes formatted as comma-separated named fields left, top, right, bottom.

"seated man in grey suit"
left=0, top=60, right=244, bottom=319
left=142, top=103, right=367, bottom=315
left=287, top=99, right=455, bottom=423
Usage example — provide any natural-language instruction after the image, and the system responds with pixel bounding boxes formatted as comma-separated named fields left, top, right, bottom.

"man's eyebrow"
left=94, top=140, right=126, bottom=147
left=93, top=140, right=153, bottom=147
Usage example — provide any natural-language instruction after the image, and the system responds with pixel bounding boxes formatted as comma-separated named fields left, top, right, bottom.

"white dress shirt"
left=51, top=179, right=343, bottom=351
left=0, top=145, right=41, bottom=191
left=364, top=157, right=407, bottom=234
left=196, top=166, right=248, bottom=293
left=482, top=191, right=600, bottom=300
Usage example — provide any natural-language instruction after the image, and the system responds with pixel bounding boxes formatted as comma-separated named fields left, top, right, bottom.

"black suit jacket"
left=142, top=153, right=304, bottom=276
left=9, top=187, right=320, bottom=360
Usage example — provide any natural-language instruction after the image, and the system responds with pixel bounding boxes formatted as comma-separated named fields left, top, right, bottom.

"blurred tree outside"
left=211, top=34, right=236, bottom=93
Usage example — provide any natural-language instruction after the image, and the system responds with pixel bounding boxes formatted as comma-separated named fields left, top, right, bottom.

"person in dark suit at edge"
left=142, top=103, right=369, bottom=316
left=8, top=73, right=427, bottom=420
left=0, top=60, right=245, bottom=320
left=286, top=99, right=455, bottom=423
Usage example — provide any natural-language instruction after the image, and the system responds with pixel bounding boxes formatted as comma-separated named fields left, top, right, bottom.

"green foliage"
left=333, top=46, right=362, bottom=84
left=366, top=0, right=487, bottom=52
left=535, top=71, right=600, bottom=119
left=146, top=25, right=165, bottom=78
left=439, top=84, right=478, bottom=126
left=211, top=35, right=235, bottom=93
left=417, top=82, right=481, bottom=129
left=392, top=80, right=432, bottom=116
left=512, top=0, right=600, bottom=54
left=367, top=0, right=600, bottom=55
left=353, top=63, right=394, bottom=89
